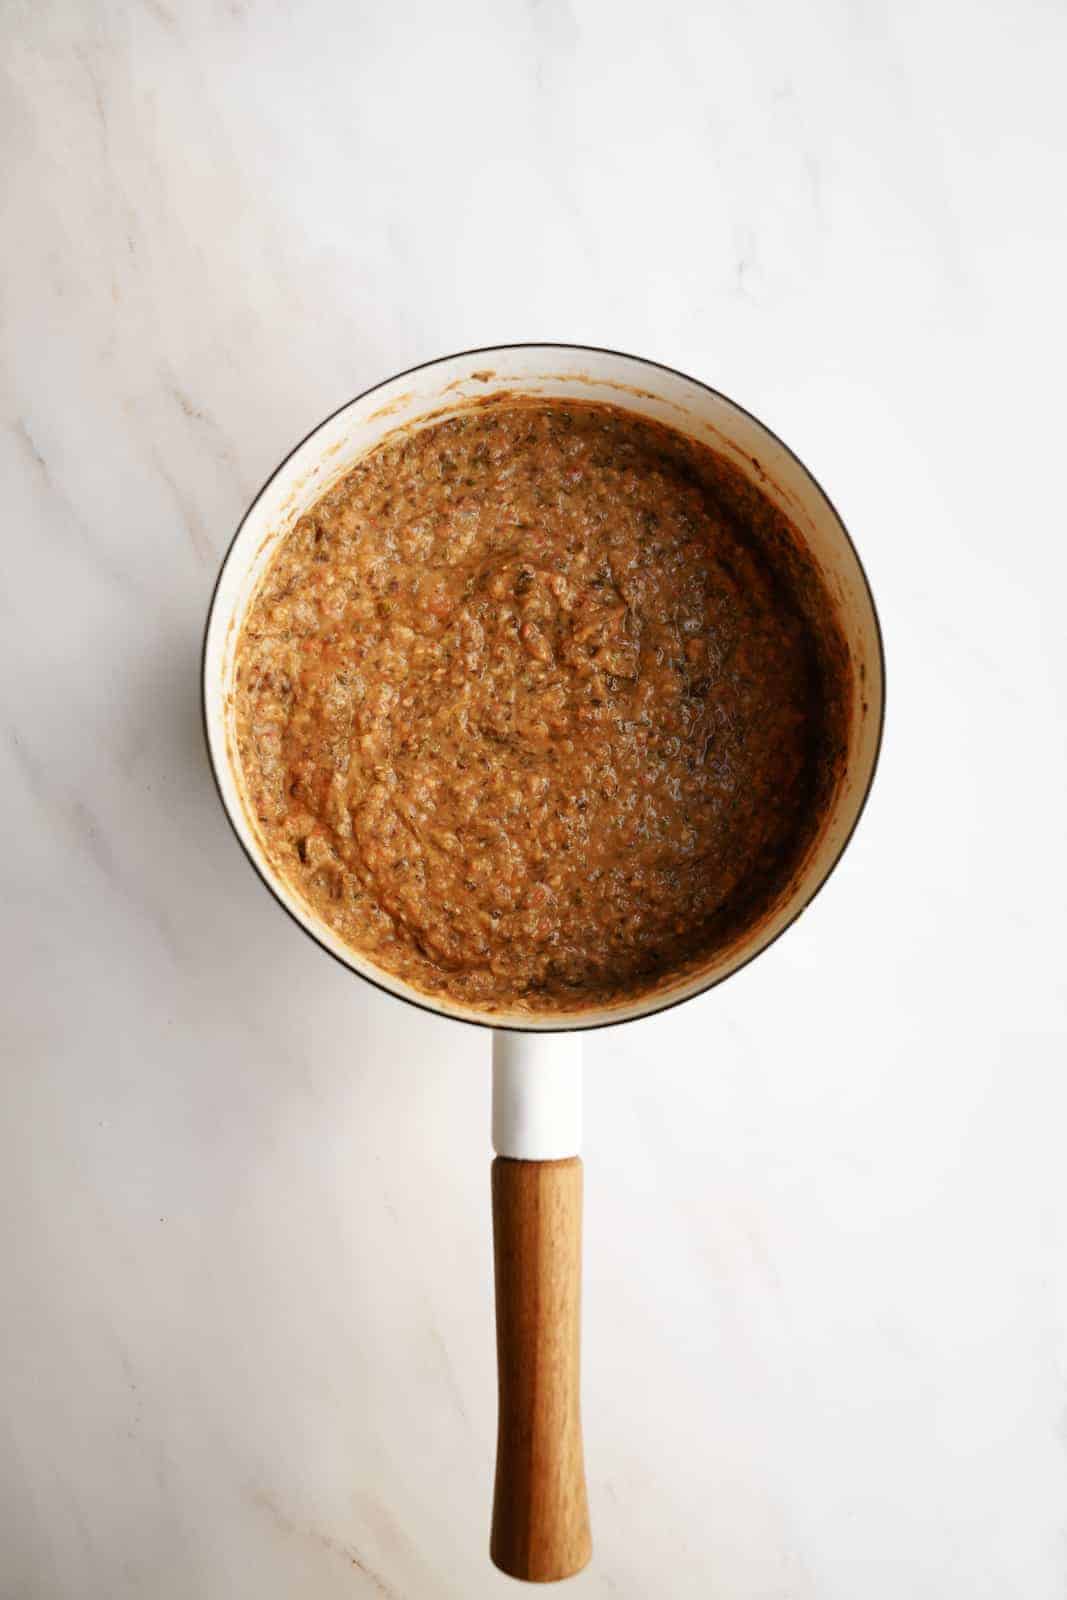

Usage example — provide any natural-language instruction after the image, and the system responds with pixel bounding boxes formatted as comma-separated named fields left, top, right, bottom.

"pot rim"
left=201, top=341, right=886, bottom=1034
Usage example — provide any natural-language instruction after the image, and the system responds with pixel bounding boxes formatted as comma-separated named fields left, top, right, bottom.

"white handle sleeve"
left=491, top=1031, right=583, bottom=1160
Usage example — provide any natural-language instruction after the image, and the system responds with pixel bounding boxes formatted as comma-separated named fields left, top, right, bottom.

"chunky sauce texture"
left=235, top=400, right=849, bottom=1013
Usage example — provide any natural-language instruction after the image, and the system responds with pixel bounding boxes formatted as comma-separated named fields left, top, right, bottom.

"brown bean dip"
left=235, top=400, right=849, bottom=1014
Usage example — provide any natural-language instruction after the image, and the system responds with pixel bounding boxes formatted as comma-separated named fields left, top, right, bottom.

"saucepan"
left=202, top=343, right=884, bottom=1582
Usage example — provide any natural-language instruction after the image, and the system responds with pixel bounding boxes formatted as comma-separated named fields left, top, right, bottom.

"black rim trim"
left=200, top=342, right=887, bottom=1035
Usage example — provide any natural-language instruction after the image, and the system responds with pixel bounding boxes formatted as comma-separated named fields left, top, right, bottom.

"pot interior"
left=203, top=346, right=884, bottom=1031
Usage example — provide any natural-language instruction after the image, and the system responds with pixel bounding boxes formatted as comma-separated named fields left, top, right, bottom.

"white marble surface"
left=3, top=2, right=1066, bottom=1595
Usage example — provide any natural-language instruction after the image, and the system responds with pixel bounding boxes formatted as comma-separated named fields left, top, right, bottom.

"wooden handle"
left=490, top=1156, right=591, bottom=1583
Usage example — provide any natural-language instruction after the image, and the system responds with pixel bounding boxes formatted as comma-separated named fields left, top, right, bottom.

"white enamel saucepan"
left=202, top=344, right=884, bottom=1583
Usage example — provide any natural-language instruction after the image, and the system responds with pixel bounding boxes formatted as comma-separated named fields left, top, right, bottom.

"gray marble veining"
left=3, top=2, right=1066, bottom=1596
